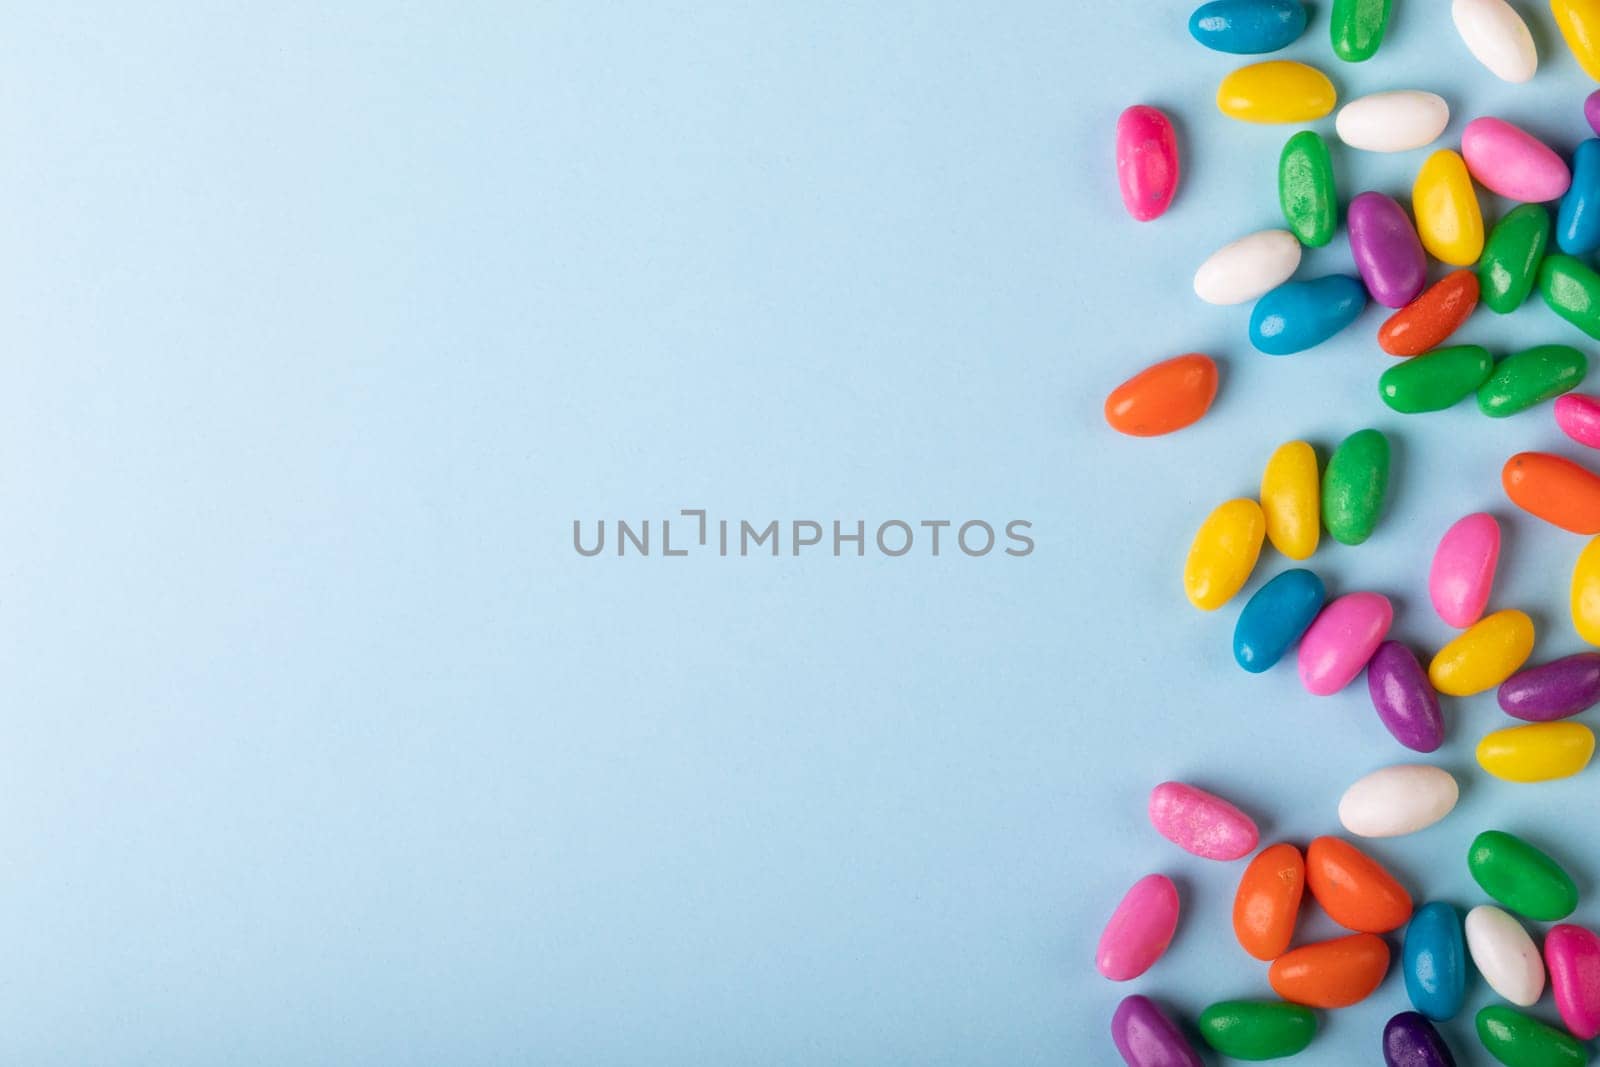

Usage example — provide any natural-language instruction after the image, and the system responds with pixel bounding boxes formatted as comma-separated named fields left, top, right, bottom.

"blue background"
left=7, top=2, right=1600, bottom=1063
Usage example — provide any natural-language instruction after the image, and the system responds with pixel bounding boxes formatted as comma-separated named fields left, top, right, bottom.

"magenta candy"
left=1498, top=653, right=1600, bottom=721
left=1555, top=394, right=1600, bottom=449
left=1368, top=641, right=1445, bottom=752
left=1117, top=105, right=1180, bottom=222
left=1111, top=995, right=1204, bottom=1067
left=1096, top=874, right=1181, bottom=981
left=1348, top=192, right=1426, bottom=308
left=1462, top=117, right=1572, bottom=202
left=1546, top=924, right=1600, bottom=1040
left=1429, top=513, right=1500, bottom=628
left=1299, top=591, right=1394, bottom=695
left=1148, top=781, right=1258, bottom=861
left=1588, top=91, right=1600, bottom=138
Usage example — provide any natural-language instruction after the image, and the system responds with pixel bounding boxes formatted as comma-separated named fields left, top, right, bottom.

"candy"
left=1148, top=781, right=1259, bottom=860
left=1184, top=498, right=1265, bottom=610
left=1368, top=642, right=1446, bottom=752
left=1404, top=903, right=1467, bottom=1021
left=1503, top=451, right=1600, bottom=533
left=1540, top=253, right=1600, bottom=339
left=1477, top=721, right=1597, bottom=782
left=1498, top=653, right=1600, bottom=720
left=1194, top=229, right=1302, bottom=305
left=1451, top=0, right=1538, bottom=82
left=1545, top=924, right=1600, bottom=1041
left=1105, top=354, right=1219, bottom=436
left=1268, top=933, right=1389, bottom=1008
left=1279, top=130, right=1337, bottom=247
left=1575, top=535, right=1600, bottom=643
left=1348, top=192, right=1427, bottom=307
left=1378, top=270, right=1480, bottom=356
left=1466, top=905, right=1545, bottom=1006
left=1430, top=513, right=1500, bottom=628
left=1413, top=150, right=1484, bottom=266
left=1554, top=0, right=1600, bottom=81
left=1233, top=568, right=1325, bottom=672
left=1189, top=0, right=1309, bottom=54
left=1560, top=140, right=1600, bottom=254
left=1476, top=1004, right=1587, bottom=1067
left=1480, top=345, right=1588, bottom=416
left=1322, top=428, right=1388, bottom=545
left=1197, top=1001, right=1316, bottom=1060
left=1429, top=609, right=1535, bottom=696
left=1306, top=835, right=1412, bottom=933
left=1556, top=393, right=1600, bottom=447
left=1111, top=995, right=1205, bottom=1067
left=1330, top=0, right=1390, bottom=61
left=1462, top=118, right=1572, bottom=202
left=1260, top=440, right=1319, bottom=559
left=1249, top=275, right=1368, bottom=354
left=1591, top=89, right=1600, bottom=136
left=1097, top=873, right=1182, bottom=980
left=1300, top=592, right=1392, bottom=695
left=1383, top=1011, right=1457, bottom=1067
left=1116, top=106, right=1180, bottom=222
left=1338, top=764, right=1458, bottom=837
left=1380, top=344, right=1492, bottom=413
left=1233, top=842, right=1305, bottom=960
left=1217, top=61, right=1336, bottom=123
left=1468, top=829, right=1579, bottom=921
left=1336, top=91, right=1448, bottom=154
left=1479, top=203, right=1549, bottom=313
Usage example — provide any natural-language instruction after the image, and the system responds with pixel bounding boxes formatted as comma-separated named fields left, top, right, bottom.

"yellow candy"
left=1430, top=609, right=1535, bottom=695
left=1217, top=62, right=1337, bottom=124
left=1554, top=0, right=1600, bottom=82
left=1413, top=149, right=1485, bottom=267
left=1260, top=441, right=1319, bottom=560
left=1477, top=722, right=1596, bottom=782
left=1573, top=535, right=1600, bottom=645
left=1184, top=499, right=1265, bottom=611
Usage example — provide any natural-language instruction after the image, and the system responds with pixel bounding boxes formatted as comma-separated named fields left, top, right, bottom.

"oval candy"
left=1498, top=653, right=1600, bottom=720
left=1477, top=721, right=1597, bottom=782
left=1560, top=139, right=1600, bottom=253
left=1197, top=1001, right=1316, bottom=1060
left=1331, top=0, right=1391, bottom=61
left=1268, top=933, right=1389, bottom=1008
left=1476, top=1004, right=1587, bottom=1067
left=1383, top=1011, right=1457, bottom=1067
left=1590, top=89, right=1600, bottom=137
left=1116, top=106, right=1180, bottom=222
left=1300, top=592, right=1393, bottom=695
left=1504, top=451, right=1600, bottom=533
left=1148, top=781, right=1259, bottom=860
left=1349, top=192, right=1427, bottom=307
left=1323, top=428, right=1388, bottom=545
left=1234, top=568, right=1326, bottom=672
left=1217, top=61, right=1336, bottom=123
left=1279, top=130, right=1337, bottom=247
left=1469, top=829, right=1578, bottom=922
left=1463, top=117, right=1572, bottom=202
left=1184, top=498, right=1265, bottom=610
left=1337, top=91, right=1448, bottom=154
left=1480, top=203, right=1549, bottom=313
left=1540, top=253, right=1600, bottom=339
left=1380, top=344, right=1493, bottom=413
left=1105, top=354, right=1219, bottom=436
left=1413, top=150, right=1484, bottom=266
left=1111, top=995, right=1205, bottom=1067
left=1575, top=535, right=1600, bottom=644
left=1430, top=513, right=1500, bottom=628
left=1429, top=609, right=1535, bottom=696
left=1189, top=0, right=1310, bottom=54
left=1555, top=0, right=1600, bottom=82
left=1466, top=905, right=1546, bottom=1006
left=1452, top=0, right=1538, bottom=83
left=1368, top=641, right=1446, bottom=753
left=1545, top=924, right=1600, bottom=1041
left=1479, top=344, right=1588, bottom=416
left=1233, top=842, right=1305, bottom=961
left=1250, top=274, right=1368, bottom=354
left=1097, top=874, right=1182, bottom=980
left=1556, top=393, right=1600, bottom=447
left=1404, top=902, right=1467, bottom=1021
left=1338, top=765, right=1458, bottom=838
left=1306, top=835, right=1412, bottom=933
left=1378, top=270, right=1480, bottom=356
left=1260, top=440, right=1320, bottom=559
left=1195, top=229, right=1302, bottom=305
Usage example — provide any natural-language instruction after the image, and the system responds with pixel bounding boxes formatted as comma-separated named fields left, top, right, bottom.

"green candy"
left=1541, top=253, right=1600, bottom=339
left=1469, top=830, right=1579, bottom=921
left=1476, top=1005, right=1587, bottom=1067
left=1279, top=131, right=1336, bottom=248
left=1199, top=1000, right=1316, bottom=1061
left=1322, top=428, right=1389, bottom=546
left=1379, top=345, right=1492, bottom=414
left=1480, top=204, right=1549, bottom=314
left=1330, top=0, right=1391, bottom=61
left=1478, top=344, right=1588, bottom=417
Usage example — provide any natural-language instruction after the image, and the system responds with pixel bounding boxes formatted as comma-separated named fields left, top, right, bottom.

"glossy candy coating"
left=1504, top=451, right=1600, bottom=533
left=1323, top=428, right=1388, bottom=545
left=1468, top=830, right=1578, bottom=921
left=1546, top=924, right=1600, bottom=1041
left=1414, top=150, right=1484, bottom=265
left=1250, top=275, right=1367, bottom=354
left=1337, top=91, right=1448, bottom=154
left=1189, top=0, right=1309, bottom=54
left=1498, top=653, right=1600, bottom=720
left=1463, top=117, right=1571, bottom=202
left=1105, top=354, right=1218, bottom=436
left=1380, top=345, right=1492, bottom=413
left=1338, top=764, right=1458, bottom=837
left=1476, top=1004, right=1586, bottom=1067
left=1197, top=1000, right=1316, bottom=1060
left=1117, top=106, right=1180, bottom=222
left=1097, top=874, right=1182, bottom=980
left=1349, top=192, right=1427, bottom=307
left=1430, top=513, right=1500, bottom=628
left=1540, top=254, right=1600, bottom=338
left=1184, top=499, right=1264, bottom=610
left=1452, top=0, right=1538, bottom=83
left=1368, top=642, right=1446, bottom=752
left=1429, top=609, right=1535, bottom=696
left=1148, top=781, right=1259, bottom=860
left=1217, top=61, right=1336, bottom=123
left=1575, top=535, right=1600, bottom=643
left=1300, top=592, right=1392, bottom=695
left=1111, top=995, right=1205, bottom=1067
left=1590, top=90, right=1600, bottom=137
left=1384, top=1011, right=1458, bottom=1066
left=1279, top=130, right=1336, bottom=247
left=1404, top=903, right=1467, bottom=1021
left=1556, top=393, right=1600, bottom=447
left=1306, top=835, right=1412, bottom=933
left=1330, top=0, right=1390, bottom=61
left=1260, top=440, right=1319, bottom=558
left=1233, top=843, right=1305, bottom=960
left=1268, top=933, right=1389, bottom=1008
left=1554, top=0, right=1600, bottom=82
left=1379, top=271, right=1479, bottom=356
left=1234, top=568, right=1325, bottom=672
left=1479, top=204, right=1548, bottom=313
left=1477, top=721, right=1596, bottom=782
left=1560, top=140, right=1600, bottom=253
left=1466, top=905, right=1546, bottom=1006
left=1195, top=229, right=1302, bottom=305
left=1479, top=345, right=1588, bottom=416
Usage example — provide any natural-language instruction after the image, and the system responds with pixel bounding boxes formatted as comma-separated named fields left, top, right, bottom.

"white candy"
left=1452, top=0, right=1538, bottom=83
left=1335, top=91, right=1451, bottom=153
left=1465, top=904, right=1546, bottom=1007
left=1192, top=229, right=1301, bottom=306
left=1336, top=765, right=1459, bottom=837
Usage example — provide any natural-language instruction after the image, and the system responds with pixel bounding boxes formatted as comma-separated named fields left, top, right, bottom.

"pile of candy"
left=1099, top=0, right=1600, bottom=1063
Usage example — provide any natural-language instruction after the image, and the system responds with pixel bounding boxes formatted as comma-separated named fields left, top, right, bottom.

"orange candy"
left=1104, top=354, right=1218, bottom=437
left=1268, top=933, right=1391, bottom=1008
left=1305, top=836, right=1412, bottom=933
left=1377, top=269, right=1479, bottom=357
left=1504, top=452, right=1600, bottom=534
left=1233, top=842, right=1305, bottom=961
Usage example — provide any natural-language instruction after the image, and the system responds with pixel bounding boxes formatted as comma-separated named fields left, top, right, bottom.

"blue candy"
left=1189, top=0, right=1309, bottom=54
left=1558, top=139, right=1600, bottom=255
left=1403, top=902, right=1467, bottom=1021
left=1232, top=568, right=1325, bottom=673
left=1249, top=274, right=1368, bottom=355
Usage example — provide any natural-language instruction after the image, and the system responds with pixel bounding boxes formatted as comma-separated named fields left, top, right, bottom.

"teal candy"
left=1189, top=0, right=1308, bottom=54
left=1250, top=275, right=1368, bottom=355
left=1403, top=901, right=1466, bottom=1021
left=1233, top=568, right=1326, bottom=672
left=1559, top=140, right=1600, bottom=256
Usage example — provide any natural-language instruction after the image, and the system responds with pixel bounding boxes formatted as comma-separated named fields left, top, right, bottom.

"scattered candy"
left=1250, top=274, right=1368, bottom=354
left=1403, top=902, right=1467, bottom=1021
left=1413, top=149, right=1484, bottom=265
left=1545, top=924, right=1600, bottom=1041
left=1259, top=440, right=1320, bottom=559
left=1560, top=139, right=1600, bottom=254
left=1497, top=653, right=1600, bottom=720
left=1555, top=393, right=1600, bottom=448
left=1380, top=344, right=1492, bottom=413
left=1336, top=91, right=1448, bottom=154
left=1554, top=0, right=1600, bottom=81
left=1338, top=764, right=1458, bottom=837
left=1148, top=781, right=1260, bottom=860
left=1111, top=995, right=1205, bottom=1067
left=1503, top=451, right=1600, bottom=533
left=1451, top=0, right=1538, bottom=83
left=1268, top=932, right=1389, bottom=1008
left=1382, top=1010, right=1458, bottom=1067
left=1184, top=498, right=1265, bottom=610
left=1105, top=354, right=1219, bottom=436
left=1300, top=591, right=1393, bottom=695
left=1233, top=842, right=1305, bottom=960
left=1278, top=130, right=1337, bottom=247
left=1233, top=568, right=1326, bottom=672
left=1330, top=0, right=1391, bottom=62
left=1368, top=641, right=1446, bottom=752
left=1479, top=203, right=1549, bottom=314
left=1430, top=513, right=1500, bottom=628
left=1197, top=1000, right=1317, bottom=1060
left=1378, top=270, right=1479, bottom=356
left=1306, top=834, right=1412, bottom=932
left=1462, top=117, right=1572, bottom=202
left=1217, top=60, right=1337, bottom=123
left=1097, top=873, right=1182, bottom=980
left=1477, top=721, right=1597, bottom=782
left=1429, top=609, right=1535, bottom=696
left=1540, top=253, right=1600, bottom=339
left=1465, top=904, right=1545, bottom=1007
left=1475, top=1004, right=1586, bottom=1066
left=1194, top=229, right=1303, bottom=305
left=1590, top=88, right=1600, bottom=137
left=1189, top=0, right=1309, bottom=55
left=1323, top=428, right=1389, bottom=545
left=1116, top=106, right=1181, bottom=222
left=1349, top=191, right=1427, bottom=307
left=1468, top=829, right=1579, bottom=921
left=1574, top=534, right=1600, bottom=643
left=1479, top=344, right=1588, bottom=417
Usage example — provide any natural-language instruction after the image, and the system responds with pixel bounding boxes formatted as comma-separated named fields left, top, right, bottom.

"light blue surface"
left=7, top=2, right=1600, bottom=1064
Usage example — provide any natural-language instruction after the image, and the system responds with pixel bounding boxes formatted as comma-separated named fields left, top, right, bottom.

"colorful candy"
left=1349, top=192, right=1426, bottom=307
left=1498, top=653, right=1600, bottom=720
left=1278, top=130, right=1336, bottom=247
left=1217, top=61, right=1336, bottom=123
left=1116, top=106, right=1180, bottom=222
left=1479, top=203, right=1549, bottom=313
left=1383, top=1011, right=1456, bottom=1067
left=1268, top=933, right=1389, bottom=1008
left=1590, top=89, right=1600, bottom=137
left=1097, top=873, right=1182, bottom=980
left=1476, top=1004, right=1587, bottom=1067
left=1111, top=995, right=1205, bottom=1067
left=1338, top=764, right=1458, bottom=838
left=1250, top=274, right=1368, bottom=354
left=1300, top=592, right=1393, bottom=695
left=1259, top=440, right=1319, bottom=559
left=1233, top=842, right=1305, bottom=961
left=1468, top=829, right=1579, bottom=921
left=1403, top=902, right=1467, bottom=1021
left=1545, top=924, right=1600, bottom=1041
left=1503, top=451, right=1600, bottom=533
left=1540, top=253, right=1600, bottom=338
left=1378, top=270, right=1479, bottom=356
left=1466, top=904, right=1545, bottom=1006
left=1451, top=0, right=1538, bottom=83
left=1575, top=535, right=1600, bottom=643
left=1184, top=498, right=1265, bottom=610
left=1194, top=229, right=1302, bottom=305
left=1148, top=781, right=1259, bottom=860
left=1554, top=0, right=1600, bottom=81
left=1233, top=568, right=1326, bottom=672
left=1479, top=344, right=1588, bottom=416
left=1189, top=0, right=1309, bottom=54
left=1306, top=835, right=1412, bottom=932
left=1560, top=140, right=1600, bottom=254
left=1105, top=354, right=1219, bottom=436
left=1412, top=150, right=1484, bottom=266
left=1336, top=91, right=1448, bottom=153
left=1330, top=0, right=1391, bottom=62
left=1323, top=428, right=1388, bottom=545
left=1430, top=513, right=1500, bottom=628
left=1198, top=1000, right=1316, bottom=1060
left=1429, top=609, right=1535, bottom=696
left=1368, top=642, right=1446, bottom=752
left=1380, top=344, right=1492, bottom=413
left=1463, top=117, right=1572, bottom=202
left=1477, top=721, right=1597, bottom=782
left=1556, top=393, right=1600, bottom=447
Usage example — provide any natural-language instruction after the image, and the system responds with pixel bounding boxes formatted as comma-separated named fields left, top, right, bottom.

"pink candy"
left=1430, top=513, right=1501, bottom=627
left=1546, top=924, right=1600, bottom=1040
left=1116, top=105, right=1180, bottom=222
left=1147, top=781, right=1259, bottom=861
left=1298, top=592, right=1394, bottom=696
left=1095, top=873, right=1180, bottom=981
left=1462, top=117, right=1571, bottom=202
left=1556, top=394, right=1600, bottom=449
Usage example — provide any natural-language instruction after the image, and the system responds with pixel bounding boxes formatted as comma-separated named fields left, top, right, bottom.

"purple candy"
left=1588, top=90, right=1600, bottom=138
left=1367, top=641, right=1445, bottom=752
left=1383, top=1011, right=1456, bottom=1067
left=1348, top=192, right=1427, bottom=308
left=1498, top=653, right=1600, bottom=721
left=1111, top=995, right=1203, bottom=1067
